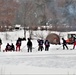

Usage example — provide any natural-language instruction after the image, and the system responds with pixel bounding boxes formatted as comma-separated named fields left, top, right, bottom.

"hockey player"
left=0, top=38, right=2, bottom=52
left=11, top=43, right=15, bottom=51
left=62, top=38, right=68, bottom=50
left=16, top=38, right=21, bottom=51
left=37, top=39, right=44, bottom=51
left=73, top=37, right=76, bottom=49
left=27, top=38, right=32, bottom=52
left=37, top=39, right=40, bottom=51
left=44, top=40, right=50, bottom=51
left=5, top=43, right=11, bottom=52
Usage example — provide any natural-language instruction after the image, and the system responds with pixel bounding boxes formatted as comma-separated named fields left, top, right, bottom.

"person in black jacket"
left=27, top=38, right=32, bottom=52
left=0, top=38, right=2, bottom=52
left=11, top=43, right=15, bottom=51
left=5, top=43, right=11, bottom=52
left=62, top=38, right=68, bottom=50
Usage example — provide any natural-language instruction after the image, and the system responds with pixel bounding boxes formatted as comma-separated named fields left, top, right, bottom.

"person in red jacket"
left=16, top=38, right=21, bottom=51
left=73, top=37, right=76, bottom=49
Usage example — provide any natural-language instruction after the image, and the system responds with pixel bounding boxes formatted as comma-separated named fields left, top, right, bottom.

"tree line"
left=0, top=0, right=76, bottom=31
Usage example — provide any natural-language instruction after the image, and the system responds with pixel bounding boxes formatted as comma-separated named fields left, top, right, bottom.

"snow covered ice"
left=0, top=30, right=76, bottom=75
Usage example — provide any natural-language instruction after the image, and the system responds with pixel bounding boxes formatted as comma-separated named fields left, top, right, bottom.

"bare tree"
left=17, top=0, right=76, bottom=32
left=0, top=0, right=19, bottom=31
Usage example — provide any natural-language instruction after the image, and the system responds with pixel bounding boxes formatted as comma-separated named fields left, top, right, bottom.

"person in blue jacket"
left=44, top=40, right=50, bottom=51
left=37, top=39, right=44, bottom=51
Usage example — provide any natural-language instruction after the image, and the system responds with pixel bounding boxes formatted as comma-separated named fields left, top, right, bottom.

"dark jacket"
left=45, top=40, right=50, bottom=46
left=11, top=43, right=15, bottom=50
left=0, top=39, right=2, bottom=45
left=62, top=38, right=67, bottom=45
left=38, top=40, right=44, bottom=46
left=6, top=43, right=11, bottom=50
left=27, top=40, right=32, bottom=47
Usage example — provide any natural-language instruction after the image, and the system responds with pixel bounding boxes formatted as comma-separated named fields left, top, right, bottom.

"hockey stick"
left=21, top=46, right=26, bottom=50
left=20, top=44, right=27, bottom=52
left=70, top=47, right=74, bottom=50
left=56, top=45, right=62, bottom=50
left=32, top=46, right=38, bottom=49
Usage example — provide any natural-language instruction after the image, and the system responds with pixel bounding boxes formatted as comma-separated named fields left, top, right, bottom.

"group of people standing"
left=37, top=39, right=50, bottom=51
left=0, top=38, right=50, bottom=52
left=26, top=38, right=50, bottom=52
left=0, top=36, right=76, bottom=52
